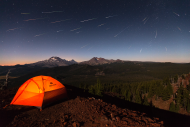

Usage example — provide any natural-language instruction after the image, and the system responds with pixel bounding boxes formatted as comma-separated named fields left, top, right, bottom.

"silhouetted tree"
left=0, top=70, right=11, bottom=90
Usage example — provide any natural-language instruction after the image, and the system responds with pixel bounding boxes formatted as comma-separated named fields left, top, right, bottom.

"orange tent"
left=10, top=75, right=67, bottom=109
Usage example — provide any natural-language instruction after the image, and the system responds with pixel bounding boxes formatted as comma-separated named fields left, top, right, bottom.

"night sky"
left=1, top=0, right=190, bottom=65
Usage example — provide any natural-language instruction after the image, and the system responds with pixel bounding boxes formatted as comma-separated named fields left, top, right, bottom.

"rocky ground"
left=0, top=85, right=190, bottom=127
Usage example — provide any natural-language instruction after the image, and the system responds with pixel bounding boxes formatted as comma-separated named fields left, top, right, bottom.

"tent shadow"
left=64, top=84, right=190, bottom=127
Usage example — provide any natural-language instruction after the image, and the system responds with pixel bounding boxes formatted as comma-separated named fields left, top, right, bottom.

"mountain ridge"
left=27, top=56, right=78, bottom=67
left=25, top=56, right=125, bottom=67
left=79, top=57, right=124, bottom=65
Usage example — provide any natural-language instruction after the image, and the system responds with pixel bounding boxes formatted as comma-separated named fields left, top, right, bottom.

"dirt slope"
left=0, top=85, right=190, bottom=127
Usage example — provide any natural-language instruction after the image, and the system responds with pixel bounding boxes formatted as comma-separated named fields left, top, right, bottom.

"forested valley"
left=79, top=73, right=190, bottom=115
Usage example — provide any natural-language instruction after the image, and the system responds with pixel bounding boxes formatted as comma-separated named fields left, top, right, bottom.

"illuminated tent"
left=10, top=75, right=67, bottom=109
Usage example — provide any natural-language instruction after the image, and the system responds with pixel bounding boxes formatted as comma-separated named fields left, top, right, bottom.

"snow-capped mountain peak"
left=30, top=56, right=77, bottom=67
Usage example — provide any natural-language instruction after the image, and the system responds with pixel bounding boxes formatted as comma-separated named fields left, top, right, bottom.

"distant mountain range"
left=25, top=56, right=125, bottom=67
left=79, top=57, right=124, bottom=65
left=27, top=56, right=78, bottom=67
left=0, top=56, right=126, bottom=76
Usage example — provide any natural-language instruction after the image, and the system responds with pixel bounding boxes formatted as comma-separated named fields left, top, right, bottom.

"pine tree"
left=148, top=83, right=155, bottom=98
left=83, top=84, right=87, bottom=92
left=88, top=85, right=95, bottom=95
left=174, top=74, right=178, bottom=83
left=187, top=85, right=190, bottom=93
left=112, top=85, right=117, bottom=93
left=163, top=77, right=170, bottom=86
left=121, top=86, right=126, bottom=96
left=167, top=83, right=173, bottom=95
left=79, top=83, right=84, bottom=88
left=135, top=92, right=142, bottom=104
left=126, top=91, right=131, bottom=101
left=123, top=90, right=127, bottom=100
left=95, top=78, right=103, bottom=96
left=187, top=100, right=190, bottom=112
left=162, top=83, right=173, bottom=101
left=178, top=86, right=184, bottom=106
left=149, top=100, right=153, bottom=107
left=169, top=102, right=176, bottom=112
left=143, top=95, right=149, bottom=106
left=174, top=86, right=183, bottom=112
left=175, top=104, right=180, bottom=113
left=162, top=88, right=168, bottom=101
left=135, top=84, right=142, bottom=104
left=182, top=89, right=189, bottom=110
left=155, top=82, right=164, bottom=98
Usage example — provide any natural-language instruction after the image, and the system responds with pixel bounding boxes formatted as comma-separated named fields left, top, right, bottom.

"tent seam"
left=30, top=79, right=43, bottom=92
left=11, top=79, right=32, bottom=104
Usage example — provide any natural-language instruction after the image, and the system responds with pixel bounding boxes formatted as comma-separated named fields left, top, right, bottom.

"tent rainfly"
left=9, top=75, right=67, bottom=109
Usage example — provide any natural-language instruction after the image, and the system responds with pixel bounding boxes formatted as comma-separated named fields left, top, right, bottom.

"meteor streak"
left=173, top=12, right=180, bottom=16
left=81, top=44, right=88, bottom=48
left=76, top=31, right=81, bottom=34
left=177, top=27, right=181, bottom=31
left=6, top=28, right=18, bottom=32
left=24, top=17, right=46, bottom=21
left=143, top=18, right=149, bottom=24
left=24, top=19, right=36, bottom=21
left=51, top=21, right=61, bottom=23
left=51, top=19, right=71, bottom=23
left=98, top=24, right=105, bottom=27
left=21, top=13, right=30, bottom=14
left=70, top=27, right=82, bottom=31
left=80, top=18, right=96, bottom=22
left=142, top=17, right=147, bottom=21
left=105, top=15, right=117, bottom=18
left=34, top=33, right=45, bottom=37
left=42, top=11, right=63, bottom=14
left=42, top=12, right=53, bottom=13
left=114, top=25, right=130, bottom=37
left=88, top=46, right=93, bottom=50
left=52, top=11, right=63, bottom=12
left=57, top=30, right=63, bottom=32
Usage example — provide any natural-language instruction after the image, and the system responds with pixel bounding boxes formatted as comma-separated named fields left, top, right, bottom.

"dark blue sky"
left=1, top=0, right=190, bottom=65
